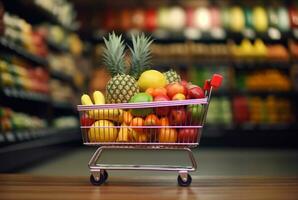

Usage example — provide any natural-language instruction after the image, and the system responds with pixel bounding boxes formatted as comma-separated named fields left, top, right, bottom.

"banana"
left=116, top=123, right=132, bottom=142
left=93, top=91, right=105, bottom=104
left=81, top=94, right=93, bottom=105
left=81, top=93, right=123, bottom=122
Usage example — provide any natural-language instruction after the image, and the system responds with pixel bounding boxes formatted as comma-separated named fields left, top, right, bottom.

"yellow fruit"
left=117, top=123, right=132, bottom=142
left=93, top=91, right=105, bottom=104
left=88, top=120, right=118, bottom=142
left=81, top=94, right=93, bottom=105
left=137, top=70, right=167, bottom=91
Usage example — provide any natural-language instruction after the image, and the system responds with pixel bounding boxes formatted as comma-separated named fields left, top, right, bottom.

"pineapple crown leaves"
left=128, top=33, right=153, bottom=79
left=102, top=32, right=126, bottom=77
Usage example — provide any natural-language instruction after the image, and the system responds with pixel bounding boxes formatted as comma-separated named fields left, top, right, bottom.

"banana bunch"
left=81, top=91, right=124, bottom=122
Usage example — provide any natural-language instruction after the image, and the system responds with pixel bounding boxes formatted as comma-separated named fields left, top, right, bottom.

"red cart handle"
left=210, top=74, right=223, bottom=88
left=204, top=74, right=223, bottom=91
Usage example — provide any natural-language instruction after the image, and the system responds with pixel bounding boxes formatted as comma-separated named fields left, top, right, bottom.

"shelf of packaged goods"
left=0, top=87, right=50, bottom=103
left=0, top=37, right=48, bottom=67
left=0, top=127, right=80, bottom=172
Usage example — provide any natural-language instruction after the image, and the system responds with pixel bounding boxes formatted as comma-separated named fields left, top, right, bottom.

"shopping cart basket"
left=77, top=74, right=223, bottom=186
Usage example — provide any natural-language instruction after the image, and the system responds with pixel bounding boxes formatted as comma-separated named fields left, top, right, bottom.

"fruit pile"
left=80, top=33, right=209, bottom=143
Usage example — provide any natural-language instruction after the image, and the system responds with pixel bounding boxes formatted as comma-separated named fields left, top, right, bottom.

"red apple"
left=166, top=82, right=187, bottom=99
left=187, top=84, right=205, bottom=99
left=154, top=95, right=171, bottom=116
left=178, top=128, right=199, bottom=143
left=169, top=108, right=187, bottom=125
left=80, top=113, right=95, bottom=127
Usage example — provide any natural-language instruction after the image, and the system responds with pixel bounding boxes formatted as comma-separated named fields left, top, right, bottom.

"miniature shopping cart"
left=77, top=74, right=223, bottom=186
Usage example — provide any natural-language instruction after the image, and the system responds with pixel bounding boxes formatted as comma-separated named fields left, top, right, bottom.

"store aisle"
left=23, top=147, right=298, bottom=177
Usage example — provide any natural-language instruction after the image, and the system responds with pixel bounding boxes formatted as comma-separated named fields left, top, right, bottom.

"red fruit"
left=80, top=113, right=95, bottom=127
left=178, top=128, right=199, bottom=143
left=154, top=95, right=170, bottom=116
left=180, top=80, right=188, bottom=87
left=169, top=108, right=187, bottom=125
left=187, top=85, right=205, bottom=99
left=166, top=83, right=187, bottom=99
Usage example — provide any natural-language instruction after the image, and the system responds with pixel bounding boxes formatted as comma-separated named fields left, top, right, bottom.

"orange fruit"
left=153, top=87, right=167, bottom=97
left=160, top=117, right=170, bottom=126
left=144, top=114, right=160, bottom=126
left=159, top=128, right=177, bottom=143
left=145, top=88, right=155, bottom=96
left=130, top=117, right=144, bottom=133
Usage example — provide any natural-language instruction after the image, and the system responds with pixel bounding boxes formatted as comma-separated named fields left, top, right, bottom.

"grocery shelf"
left=0, top=37, right=48, bottom=67
left=0, top=127, right=80, bottom=172
left=50, top=70, right=74, bottom=83
left=0, top=87, right=50, bottom=103
left=2, top=0, right=77, bottom=32
left=52, top=101, right=75, bottom=111
left=47, top=40, right=69, bottom=53
left=91, top=30, right=291, bottom=44
left=202, top=123, right=298, bottom=148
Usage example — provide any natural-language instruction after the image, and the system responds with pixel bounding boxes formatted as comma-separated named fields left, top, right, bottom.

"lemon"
left=88, top=120, right=118, bottom=142
left=138, top=70, right=167, bottom=91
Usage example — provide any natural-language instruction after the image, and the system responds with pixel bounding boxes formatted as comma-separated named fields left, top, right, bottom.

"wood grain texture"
left=0, top=174, right=298, bottom=200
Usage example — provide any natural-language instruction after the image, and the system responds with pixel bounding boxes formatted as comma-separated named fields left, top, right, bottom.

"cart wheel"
left=177, top=174, right=192, bottom=187
left=90, top=170, right=108, bottom=186
left=102, top=170, right=108, bottom=182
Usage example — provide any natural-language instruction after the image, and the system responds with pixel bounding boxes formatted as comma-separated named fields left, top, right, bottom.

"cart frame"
left=77, top=74, right=222, bottom=186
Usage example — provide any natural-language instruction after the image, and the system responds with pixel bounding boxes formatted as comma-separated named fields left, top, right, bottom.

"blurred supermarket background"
left=0, top=0, right=298, bottom=174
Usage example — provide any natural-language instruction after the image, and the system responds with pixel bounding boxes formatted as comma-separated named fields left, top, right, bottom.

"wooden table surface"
left=0, top=174, right=298, bottom=200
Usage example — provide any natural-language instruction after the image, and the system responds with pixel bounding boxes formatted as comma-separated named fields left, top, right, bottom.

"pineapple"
left=103, top=32, right=153, bottom=103
left=128, top=33, right=153, bottom=79
left=163, top=69, right=181, bottom=83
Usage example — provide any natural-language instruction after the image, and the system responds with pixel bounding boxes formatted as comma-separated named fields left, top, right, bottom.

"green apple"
left=187, top=104, right=203, bottom=122
left=129, top=93, right=153, bottom=117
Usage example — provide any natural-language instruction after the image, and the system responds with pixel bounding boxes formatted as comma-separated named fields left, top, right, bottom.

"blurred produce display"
left=0, top=56, right=49, bottom=94
left=84, top=3, right=298, bottom=41
left=233, top=96, right=294, bottom=124
left=237, top=69, right=291, bottom=91
left=38, top=24, right=83, bottom=56
left=3, top=13, right=48, bottom=57
left=207, top=97, right=232, bottom=125
left=0, top=106, right=47, bottom=132
left=34, top=0, right=77, bottom=30
left=50, top=79, right=74, bottom=103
